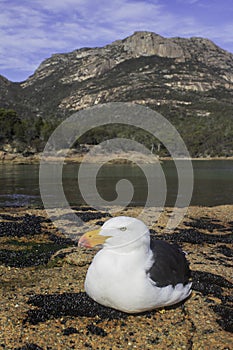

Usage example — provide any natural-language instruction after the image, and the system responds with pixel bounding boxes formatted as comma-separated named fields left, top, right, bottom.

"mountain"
left=0, top=31, right=233, bottom=157
left=0, top=75, right=22, bottom=110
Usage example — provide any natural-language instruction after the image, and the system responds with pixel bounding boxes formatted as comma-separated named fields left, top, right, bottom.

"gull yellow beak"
left=78, top=228, right=111, bottom=248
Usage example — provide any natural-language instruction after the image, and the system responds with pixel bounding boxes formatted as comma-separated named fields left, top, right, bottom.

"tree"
left=0, top=108, right=23, bottom=142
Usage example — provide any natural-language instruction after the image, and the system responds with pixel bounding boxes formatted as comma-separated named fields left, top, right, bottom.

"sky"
left=0, top=0, right=233, bottom=82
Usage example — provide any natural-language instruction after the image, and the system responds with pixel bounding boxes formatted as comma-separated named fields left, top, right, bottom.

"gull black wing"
left=147, top=239, right=191, bottom=288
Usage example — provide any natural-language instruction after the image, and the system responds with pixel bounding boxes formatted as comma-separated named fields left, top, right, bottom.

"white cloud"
left=177, top=0, right=200, bottom=4
left=0, top=0, right=232, bottom=81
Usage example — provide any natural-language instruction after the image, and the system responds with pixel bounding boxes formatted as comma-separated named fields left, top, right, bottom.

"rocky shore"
left=0, top=205, right=232, bottom=349
left=0, top=150, right=233, bottom=164
left=0, top=150, right=159, bottom=164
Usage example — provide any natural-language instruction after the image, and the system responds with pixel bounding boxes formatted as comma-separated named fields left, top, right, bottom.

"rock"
left=50, top=247, right=92, bottom=266
left=122, top=31, right=184, bottom=59
left=0, top=31, right=232, bottom=119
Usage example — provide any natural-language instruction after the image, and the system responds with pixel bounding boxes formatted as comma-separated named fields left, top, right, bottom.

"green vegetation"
left=153, top=100, right=233, bottom=157
left=1, top=42, right=232, bottom=158
left=0, top=108, right=60, bottom=153
left=0, top=104, right=232, bottom=157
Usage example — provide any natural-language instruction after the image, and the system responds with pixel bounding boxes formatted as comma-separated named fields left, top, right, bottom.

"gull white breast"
left=78, top=216, right=192, bottom=313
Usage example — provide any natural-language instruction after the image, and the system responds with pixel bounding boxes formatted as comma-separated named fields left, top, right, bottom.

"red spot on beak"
left=78, top=236, right=92, bottom=248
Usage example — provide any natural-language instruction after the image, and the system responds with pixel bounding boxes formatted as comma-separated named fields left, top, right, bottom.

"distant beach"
left=0, top=150, right=233, bottom=164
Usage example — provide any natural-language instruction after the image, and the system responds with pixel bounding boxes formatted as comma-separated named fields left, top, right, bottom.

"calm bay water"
left=0, top=160, right=232, bottom=207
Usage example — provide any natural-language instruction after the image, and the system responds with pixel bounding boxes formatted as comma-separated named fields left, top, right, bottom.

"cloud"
left=177, top=0, right=200, bottom=4
left=0, top=0, right=232, bottom=81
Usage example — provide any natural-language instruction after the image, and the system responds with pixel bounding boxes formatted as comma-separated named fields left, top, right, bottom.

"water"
left=0, top=160, right=232, bottom=207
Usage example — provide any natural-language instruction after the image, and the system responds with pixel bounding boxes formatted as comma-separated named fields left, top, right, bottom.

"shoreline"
left=0, top=151, right=233, bottom=164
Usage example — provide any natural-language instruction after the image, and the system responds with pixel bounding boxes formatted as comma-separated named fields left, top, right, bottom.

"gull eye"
left=120, top=227, right=127, bottom=231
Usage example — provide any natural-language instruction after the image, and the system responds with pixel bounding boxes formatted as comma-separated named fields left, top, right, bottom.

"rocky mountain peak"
left=119, top=31, right=184, bottom=59
left=0, top=31, right=233, bottom=157
left=20, top=31, right=233, bottom=91
left=0, top=31, right=233, bottom=118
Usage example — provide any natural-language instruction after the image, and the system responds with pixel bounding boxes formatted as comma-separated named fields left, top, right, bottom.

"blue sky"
left=1, top=0, right=233, bottom=82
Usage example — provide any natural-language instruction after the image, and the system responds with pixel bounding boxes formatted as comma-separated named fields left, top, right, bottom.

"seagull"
left=78, top=216, right=192, bottom=313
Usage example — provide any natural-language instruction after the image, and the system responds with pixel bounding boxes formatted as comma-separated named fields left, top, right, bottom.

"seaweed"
left=0, top=214, right=44, bottom=237
left=0, top=213, right=73, bottom=267
left=192, top=270, right=233, bottom=333
left=24, top=270, right=233, bottom=334
left=24, top=292, right=127, bottom=325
